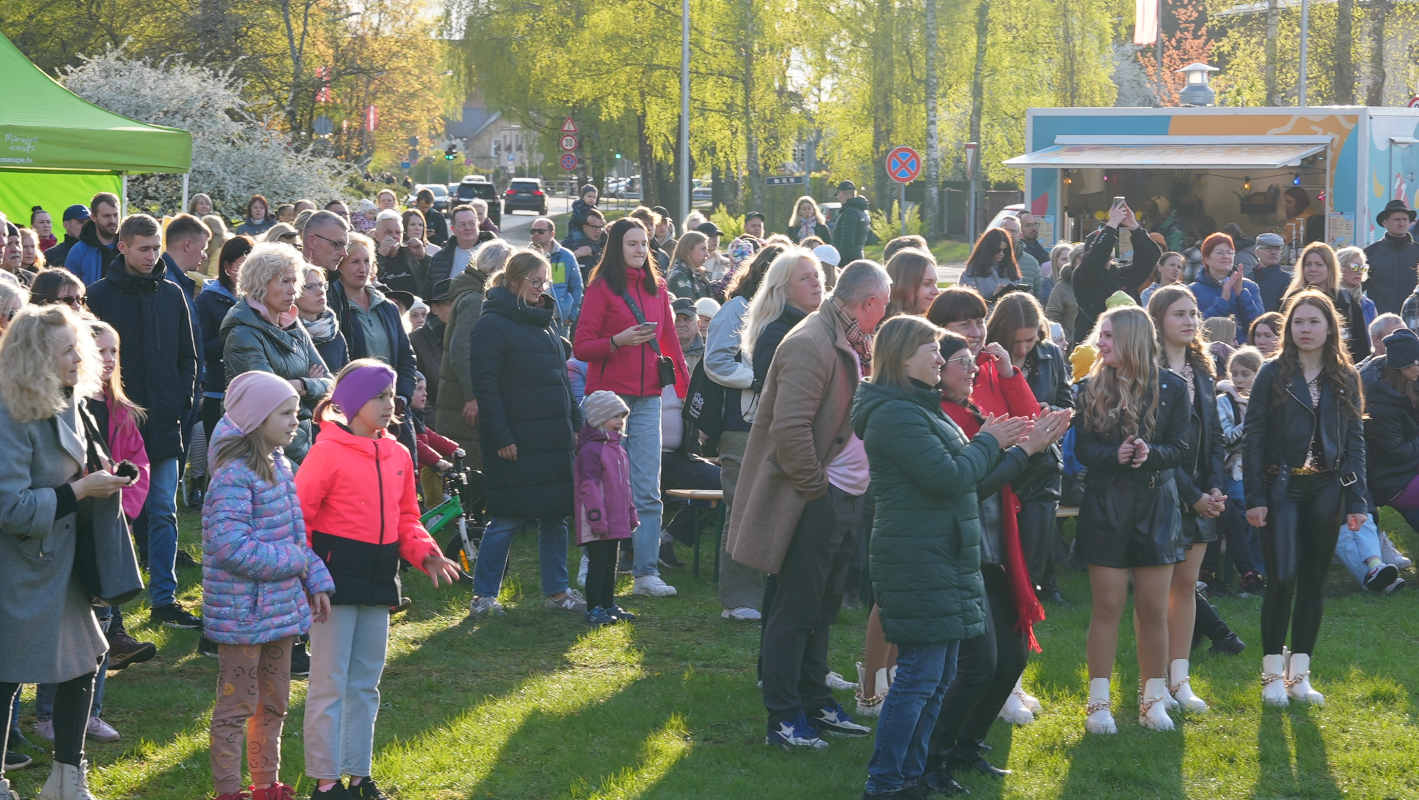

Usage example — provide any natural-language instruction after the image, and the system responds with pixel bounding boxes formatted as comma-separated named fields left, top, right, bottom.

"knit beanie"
left=1385, top=328, right=1419, bottom=369
left=332, top=362, right=397, bottom=418
left=223, top=371, right=299, bottom=437
left=1070, top=343, right=1098, bottom=383
left=584, top=390, right=630, bottom=430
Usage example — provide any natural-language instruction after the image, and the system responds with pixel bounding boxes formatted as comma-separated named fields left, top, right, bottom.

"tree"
left=1140, top=0, right=1212, bottom=105
left=61, top=46, right=352, bottom=213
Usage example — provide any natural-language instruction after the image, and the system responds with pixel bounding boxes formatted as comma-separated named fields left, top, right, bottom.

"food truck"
left=1004, top=105, right=1419, bottom=259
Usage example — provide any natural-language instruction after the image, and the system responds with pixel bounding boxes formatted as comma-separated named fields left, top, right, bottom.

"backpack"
left=681, top=357, right=727, bottom=451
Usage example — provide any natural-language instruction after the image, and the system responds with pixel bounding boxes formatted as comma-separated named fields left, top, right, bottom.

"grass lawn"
left=8, top=507, right=1419, bottom=799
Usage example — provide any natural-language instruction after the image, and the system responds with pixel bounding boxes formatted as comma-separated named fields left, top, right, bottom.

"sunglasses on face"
left=53, top=295, right=86, bottom=309
left=530, top=228, right=551, bottom=235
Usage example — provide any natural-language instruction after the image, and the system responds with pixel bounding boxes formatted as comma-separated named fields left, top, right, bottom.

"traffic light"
left=444, top=144, right=456, bottom=161
left=615, top=153, right=622, bottom=160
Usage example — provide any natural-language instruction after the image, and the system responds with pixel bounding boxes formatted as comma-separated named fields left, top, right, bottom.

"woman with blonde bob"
left=222, top=242, right=333, bottom=463
left=853, top=316, right=1032, bottom=797
left=788, top=196, right=833, bottom=245
left=0, top=305, right=134, bottom=800
left=1072, top=305, right=1191, bottom=734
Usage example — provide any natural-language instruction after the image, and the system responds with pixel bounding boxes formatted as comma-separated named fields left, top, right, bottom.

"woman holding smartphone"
left=1243, top=290, right=1367, bottom=707
left=573, top=218, right=690, bottom=599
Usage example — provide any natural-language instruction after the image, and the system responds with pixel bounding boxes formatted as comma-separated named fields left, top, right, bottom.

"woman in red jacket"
left=573, top=218, right=689, bottom=599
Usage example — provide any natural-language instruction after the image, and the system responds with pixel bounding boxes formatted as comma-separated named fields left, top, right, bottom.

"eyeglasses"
left=301, top=283, right=325, bottom=292
left=530, top=228, right=552, bottom=235
left=946, top=354, right=974, bottom=369
left=310, top=232, right=348, bottom=252
left=523, top=277, right=552, bottom=289
left=586, top=223, right=605, bottom=230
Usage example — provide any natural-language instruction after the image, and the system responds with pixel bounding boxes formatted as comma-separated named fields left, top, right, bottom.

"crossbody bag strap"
left=620, top=291, right=663, bottom=355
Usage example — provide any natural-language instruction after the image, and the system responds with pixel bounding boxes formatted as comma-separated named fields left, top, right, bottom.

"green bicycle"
left=423, top=453, right=484, bottom=588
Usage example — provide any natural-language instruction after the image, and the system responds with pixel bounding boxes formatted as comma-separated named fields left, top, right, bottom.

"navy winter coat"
left=469, top=286, right=583, bottom=519
left=194, top=282, right=238, bottom=395
left=86, top=254, right=198, bottom=461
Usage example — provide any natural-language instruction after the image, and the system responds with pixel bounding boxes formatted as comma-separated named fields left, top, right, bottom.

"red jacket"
left=573, top=268, right=688, bottom=398
left=415, top=426, right=458, bottom=469
left=296, top=422, right=440, bottom=605
left=970, top=353, right=1040, bottom=420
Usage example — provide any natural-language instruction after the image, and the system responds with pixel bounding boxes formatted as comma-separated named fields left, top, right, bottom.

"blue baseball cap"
left=63, top=204, right=91, bottom=222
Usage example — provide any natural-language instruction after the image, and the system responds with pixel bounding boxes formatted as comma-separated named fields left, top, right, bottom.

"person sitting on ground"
left=657, top=297, right=721, bottom=568
left=1356, top=327, right=1419, bottom=582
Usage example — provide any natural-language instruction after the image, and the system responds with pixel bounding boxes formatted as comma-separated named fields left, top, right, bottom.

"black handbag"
left=620, top=291, right=677, bottom=388
left=682, top=357, right=727, bottom=446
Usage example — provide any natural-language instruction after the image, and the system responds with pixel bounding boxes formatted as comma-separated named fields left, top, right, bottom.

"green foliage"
left=871, top=201, right=922, bottom=242
left=709, top=205, right=744, bottom=240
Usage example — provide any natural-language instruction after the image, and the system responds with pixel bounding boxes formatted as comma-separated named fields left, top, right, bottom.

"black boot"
left=1193, top=590, right=1245, bottom=655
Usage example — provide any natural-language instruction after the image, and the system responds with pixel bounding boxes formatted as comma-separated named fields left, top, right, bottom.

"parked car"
left=504, top=178, right=548, bottom=215
left=819, top=201, right=842, bottom=232
left=411, top=183, right=450, bottom=211
left=691, top=186, right=712, bottom=203
left=455, top=178, right=502, bottom=227
left=985, top=203, right=1026, bottom=231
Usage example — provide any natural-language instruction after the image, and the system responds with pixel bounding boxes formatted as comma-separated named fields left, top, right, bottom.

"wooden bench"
left=665, top=489, right=725, bottom=579
left=1057, top=506, right=1080, bottom=518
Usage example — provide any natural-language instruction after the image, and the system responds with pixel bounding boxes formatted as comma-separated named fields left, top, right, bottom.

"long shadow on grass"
left=1252, top=705, right=1343, bottom=800
left=1056, top=716, right=1187, bottom=800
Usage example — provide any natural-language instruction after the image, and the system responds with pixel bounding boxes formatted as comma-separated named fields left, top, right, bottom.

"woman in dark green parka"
left=851, top=318, right=1031, bottom=799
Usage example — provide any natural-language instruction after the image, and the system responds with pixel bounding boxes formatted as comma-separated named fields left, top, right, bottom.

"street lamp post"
left=679, top=0, right=690, bottom=223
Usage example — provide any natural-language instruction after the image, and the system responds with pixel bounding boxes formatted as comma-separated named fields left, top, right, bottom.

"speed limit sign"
left=560, top=134, right=578, bottom=151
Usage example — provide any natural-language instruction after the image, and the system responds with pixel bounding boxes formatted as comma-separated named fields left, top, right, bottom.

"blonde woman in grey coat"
left=0, top=305, right=133, bottom=800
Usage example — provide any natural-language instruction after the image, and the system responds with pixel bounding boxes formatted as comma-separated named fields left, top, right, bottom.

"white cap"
left=813, top=244, right=841, bottom=267
left=695, top=297, right=721, bottom=319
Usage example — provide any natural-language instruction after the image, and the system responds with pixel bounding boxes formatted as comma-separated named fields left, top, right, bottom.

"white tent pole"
left=121, top=175, right=128, bottom=217
left=181, top=174, right=190, bottom=213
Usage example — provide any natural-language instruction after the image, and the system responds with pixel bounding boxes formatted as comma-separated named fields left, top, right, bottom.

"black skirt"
left=1076, top=471, right=1186, bottom=568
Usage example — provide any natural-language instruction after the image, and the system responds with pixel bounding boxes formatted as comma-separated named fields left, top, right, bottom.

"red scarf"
left=943, top=387, right=1045, bottom=652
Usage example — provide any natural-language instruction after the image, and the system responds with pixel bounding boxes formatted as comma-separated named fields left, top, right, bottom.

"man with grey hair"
left=1251, top=232, right=1290, bottom=313
left=727, top=258, right=890, bottom=750
left=1367, top=313, right=1404, bottom=362
left=373, top=208, right=422, bottom=295
left=301, top=210, right=351, bottom=272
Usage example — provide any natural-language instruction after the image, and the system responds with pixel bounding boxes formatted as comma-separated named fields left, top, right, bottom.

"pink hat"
left=223, top=371, right=299, bottom=437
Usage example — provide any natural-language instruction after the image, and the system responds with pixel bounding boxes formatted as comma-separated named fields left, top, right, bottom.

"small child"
left=408, top=372, right=461, bottom=505
left=203, top=371, right=335, bottom=800
left=568, top=183, right=599, bottom=236
left=297, top=360, right=461, bottom=800
left=575, top=391, right=639, bottom=626
left=1218, top=346, right=1264, bottom=592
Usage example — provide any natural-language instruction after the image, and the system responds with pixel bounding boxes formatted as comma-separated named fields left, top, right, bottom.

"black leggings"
left=929, top=565, right=1028, bottom=763
left=1259, top=474, right=1343, bottom=656
left=1, top=672, right=96, bottom=769
left=584, top=539, right=620, bottom=611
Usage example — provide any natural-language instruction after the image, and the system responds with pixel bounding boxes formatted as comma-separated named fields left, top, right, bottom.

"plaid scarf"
left=831, top=298, right=873, bottom=377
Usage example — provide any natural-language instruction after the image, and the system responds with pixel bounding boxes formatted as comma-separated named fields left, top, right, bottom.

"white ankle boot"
left=999, top=675, right=1040, bottom=724
left=1168, top=659, right=1209, bottom=712
left=1139, top=678, right=1175, bottom=730
left=37, top=759, right=99, bottom=800
left=1262, top=653, right=1289, bottom=706
left=854, top=662, right=888, bottom=717
left=1085, top=678, right=1116, bottom=734
left=1286, top=652, right=1324, bottom=705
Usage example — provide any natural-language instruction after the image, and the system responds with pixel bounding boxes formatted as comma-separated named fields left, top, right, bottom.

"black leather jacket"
left=1242, top=358, right=1367, bottom=514
left=1016, top=341, right=1073, bottom=503
left=1173, top=356, right=1227, bottom=536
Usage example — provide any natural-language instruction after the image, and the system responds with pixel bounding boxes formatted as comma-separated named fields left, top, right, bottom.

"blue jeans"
left=865, top=640, right=960, bottom=795
left=620, top=394, right=663, bottom=578
left=145, top=457, right=181, bottom=606
left=304, top=605, right=389, bottom=781
left=37, top=609, right=110, bottom=720
left=1334, top=514, right=1383, bottom=587
left=472, top=516, right=570, bottom=598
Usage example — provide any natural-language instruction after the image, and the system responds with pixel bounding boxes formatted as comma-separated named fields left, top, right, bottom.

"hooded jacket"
left=1072, top=225, right=1162, bottom=341
left=574, top=426, right=638, bottom=545
left=220, top=300, right=333, bottom=463
left=435, top=265, right=493, bottom=455
left=833, top=195, right=871, bottom=265
left=851, top=379, right=997, bottom=645
left=61, top=220, right=119, bottom=286
left=1360, top=356, right=1419, bottom=505
left=469, top=287, right=582, bottom=519
left=86, top=253, right=197, bottom=461
left=573, top=267, right=689, bottom=399
left=1216, top=378, right=1248, bottom=482
left=202, top=419, right=335, bottom=645
left=296, top=422, right=440, bottom=606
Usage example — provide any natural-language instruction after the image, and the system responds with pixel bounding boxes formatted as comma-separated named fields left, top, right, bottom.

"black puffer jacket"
left=469, top=287, right=583, bottom=519
left=1071, top=225, right=1162, bottom=341
left=1242, top=358, right=1367, bottom=515
left=1360, top=356, right=1419, bottom=505
left=86, top=254, right=197, bottom=461
left=750, top=304, right=809, bottom=392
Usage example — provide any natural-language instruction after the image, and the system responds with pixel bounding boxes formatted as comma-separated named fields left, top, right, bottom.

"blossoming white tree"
left=61, top=45, right=352, bottom=214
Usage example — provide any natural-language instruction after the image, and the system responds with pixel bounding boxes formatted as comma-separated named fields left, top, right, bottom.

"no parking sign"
left=887, top=146, right=922, bottom=184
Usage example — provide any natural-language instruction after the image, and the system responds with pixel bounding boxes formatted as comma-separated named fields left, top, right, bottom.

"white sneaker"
left=1169, top=659, right=1209, bottom=712
left=721, top=606, right=761, bottom=621
left=1014, top=676, right=1043, bottom=714
left=576, top=552, right=589, bottom=587
left=1380, top=531, right=1413, bottom=570
left=633, top=575, right=678, bottom=597
left=854, top=662, right=886, bottom=717
left=85, top=717, right=120, bottom=742
left=545, top=588, right=588, bottom=614
left=825, top=671, right=858, bottom=691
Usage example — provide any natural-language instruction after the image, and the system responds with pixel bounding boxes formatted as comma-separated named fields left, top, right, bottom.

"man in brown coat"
left=726, top=259, right=891, bottom=749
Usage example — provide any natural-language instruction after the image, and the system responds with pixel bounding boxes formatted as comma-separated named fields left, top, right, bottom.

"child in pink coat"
left=575, top=391, right=638, bottom=626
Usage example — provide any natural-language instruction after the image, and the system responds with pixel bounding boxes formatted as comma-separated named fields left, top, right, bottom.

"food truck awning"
left=1004, top=135, right=1330, bottom=170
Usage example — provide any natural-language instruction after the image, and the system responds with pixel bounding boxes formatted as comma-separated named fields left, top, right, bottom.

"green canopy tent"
left=0, top=32, right=192, bottom=228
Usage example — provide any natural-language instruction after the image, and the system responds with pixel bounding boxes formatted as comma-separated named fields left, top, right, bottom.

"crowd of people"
left=0, top=182, right=1418, bottom=800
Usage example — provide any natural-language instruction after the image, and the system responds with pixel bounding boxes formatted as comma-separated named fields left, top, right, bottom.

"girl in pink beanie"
left=202, top=370, right=335, bottom=800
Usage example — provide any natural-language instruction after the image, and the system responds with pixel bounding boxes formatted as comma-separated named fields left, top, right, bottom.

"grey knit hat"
left=584, top=390, right=630, bottom=430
